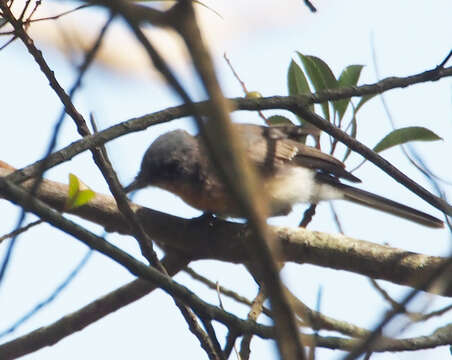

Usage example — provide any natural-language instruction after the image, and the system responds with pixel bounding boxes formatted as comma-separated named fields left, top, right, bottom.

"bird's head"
left=124, top=130, right=202, bottom=193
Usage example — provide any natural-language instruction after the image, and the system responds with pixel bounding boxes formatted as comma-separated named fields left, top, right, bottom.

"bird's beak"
left=124, top=177, right=146, bottom=193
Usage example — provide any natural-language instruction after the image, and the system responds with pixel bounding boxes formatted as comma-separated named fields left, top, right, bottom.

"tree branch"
left=0, top=166, right=449, bottom=296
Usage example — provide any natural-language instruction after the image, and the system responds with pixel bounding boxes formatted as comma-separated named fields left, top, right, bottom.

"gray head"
left=124, top=129, right=202, bottom=192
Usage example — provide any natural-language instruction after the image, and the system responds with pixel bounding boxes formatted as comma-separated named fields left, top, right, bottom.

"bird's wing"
left=235, top=124, right=360, bottom=183
left=289, top=141, right=361, bottom=182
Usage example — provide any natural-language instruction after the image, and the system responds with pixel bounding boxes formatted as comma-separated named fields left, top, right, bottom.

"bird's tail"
left=336, top=183, right=444, bottom=228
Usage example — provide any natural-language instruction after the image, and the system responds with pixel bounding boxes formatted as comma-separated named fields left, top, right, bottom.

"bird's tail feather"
left=337, top=183, right=444, bottom=228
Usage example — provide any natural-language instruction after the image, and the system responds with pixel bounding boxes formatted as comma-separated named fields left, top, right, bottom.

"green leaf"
left=288, top=60, right=311, bottom=96
left=355, top=94, right=376, bottom=113
left=338, top=65, right=363, bottom=87
left=66, top=173, right=95, bottom=210
left=287, top=60, right=313, bottom=125
left=66, top=173, right=80, bottom=208
left=298, top=53, right=337, bottom=90
left=298, top=53, right=337, bottom=122
left=267, top=115, right=294, bottom=126
left=335, top=65, right=364, bottom=120
left=72, top=189, right=96, bottom=209
left=373, top=127, right=442, bottom=153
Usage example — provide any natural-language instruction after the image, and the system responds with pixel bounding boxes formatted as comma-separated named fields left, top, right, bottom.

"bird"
left=124, top=123, right=444, bottom=228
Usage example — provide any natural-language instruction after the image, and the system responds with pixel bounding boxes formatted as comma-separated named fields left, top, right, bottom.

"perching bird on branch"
left=125, top=124, right=443, bottom=228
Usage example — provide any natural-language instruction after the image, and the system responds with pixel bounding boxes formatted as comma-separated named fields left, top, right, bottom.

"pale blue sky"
left=1, top=1, right=451, bottom=359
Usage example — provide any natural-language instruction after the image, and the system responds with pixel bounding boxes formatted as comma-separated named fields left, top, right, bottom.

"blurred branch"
left=169, top=2, right=304, bottom=359
left=303, top=0, right=317, bottom=12
left=91, top=0, right=170, bottom=27
left=0, top=250, right=92, bottom=339
left=89, top=1, right=305, bottom=358
left=199, top=318, right=225, bottom=360
left=0, top=219, right=42, bottom=245
left=438, top=49, right=452, bottom=68
left=89, top=117, right=220, bottom=359
left=0, top=253, right=190, bottom=359
left=299, top=204, right=317, bottom=227
left=92, top=1, right=299, bottom=356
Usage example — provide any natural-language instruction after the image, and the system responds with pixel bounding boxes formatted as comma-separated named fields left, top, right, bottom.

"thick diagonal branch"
left=0, top=166, right=448, bottom=296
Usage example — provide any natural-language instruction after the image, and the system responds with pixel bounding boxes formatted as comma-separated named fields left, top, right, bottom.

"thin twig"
left=344, top=264, right=452, bottom=359
left=370, top=279, right=402, bottom=311
left=284, top=285, right=371, bottom=339
left=223, top=330, right=240, bottom=360
left=438, top=49, right=452, bottom=68
left=200, top=318, right=226, bottom=360
left=25, top=4, right=91, bottom=24
left=184, top=267, right=272, bottom=318
left=223, top=52, right=268, bottom=124
left=240, top=288, right=266, bottom=360
left=413, top=302, right=452, bottom=322
left=18, top=0, right=31, bottom=21
left=0, top=219, right=42, bottom=245
left=215, top=281, right=240, bottom=359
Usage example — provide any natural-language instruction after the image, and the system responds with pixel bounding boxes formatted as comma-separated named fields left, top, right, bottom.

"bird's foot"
left=192, top=212, right=217, bottom=227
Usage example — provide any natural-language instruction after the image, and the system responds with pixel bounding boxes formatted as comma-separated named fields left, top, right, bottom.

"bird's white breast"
left=265, top=167, right=344, bottom=214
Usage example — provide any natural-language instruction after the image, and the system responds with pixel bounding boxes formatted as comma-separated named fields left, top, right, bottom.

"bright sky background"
left=1, top=0, right=452, bottom=359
